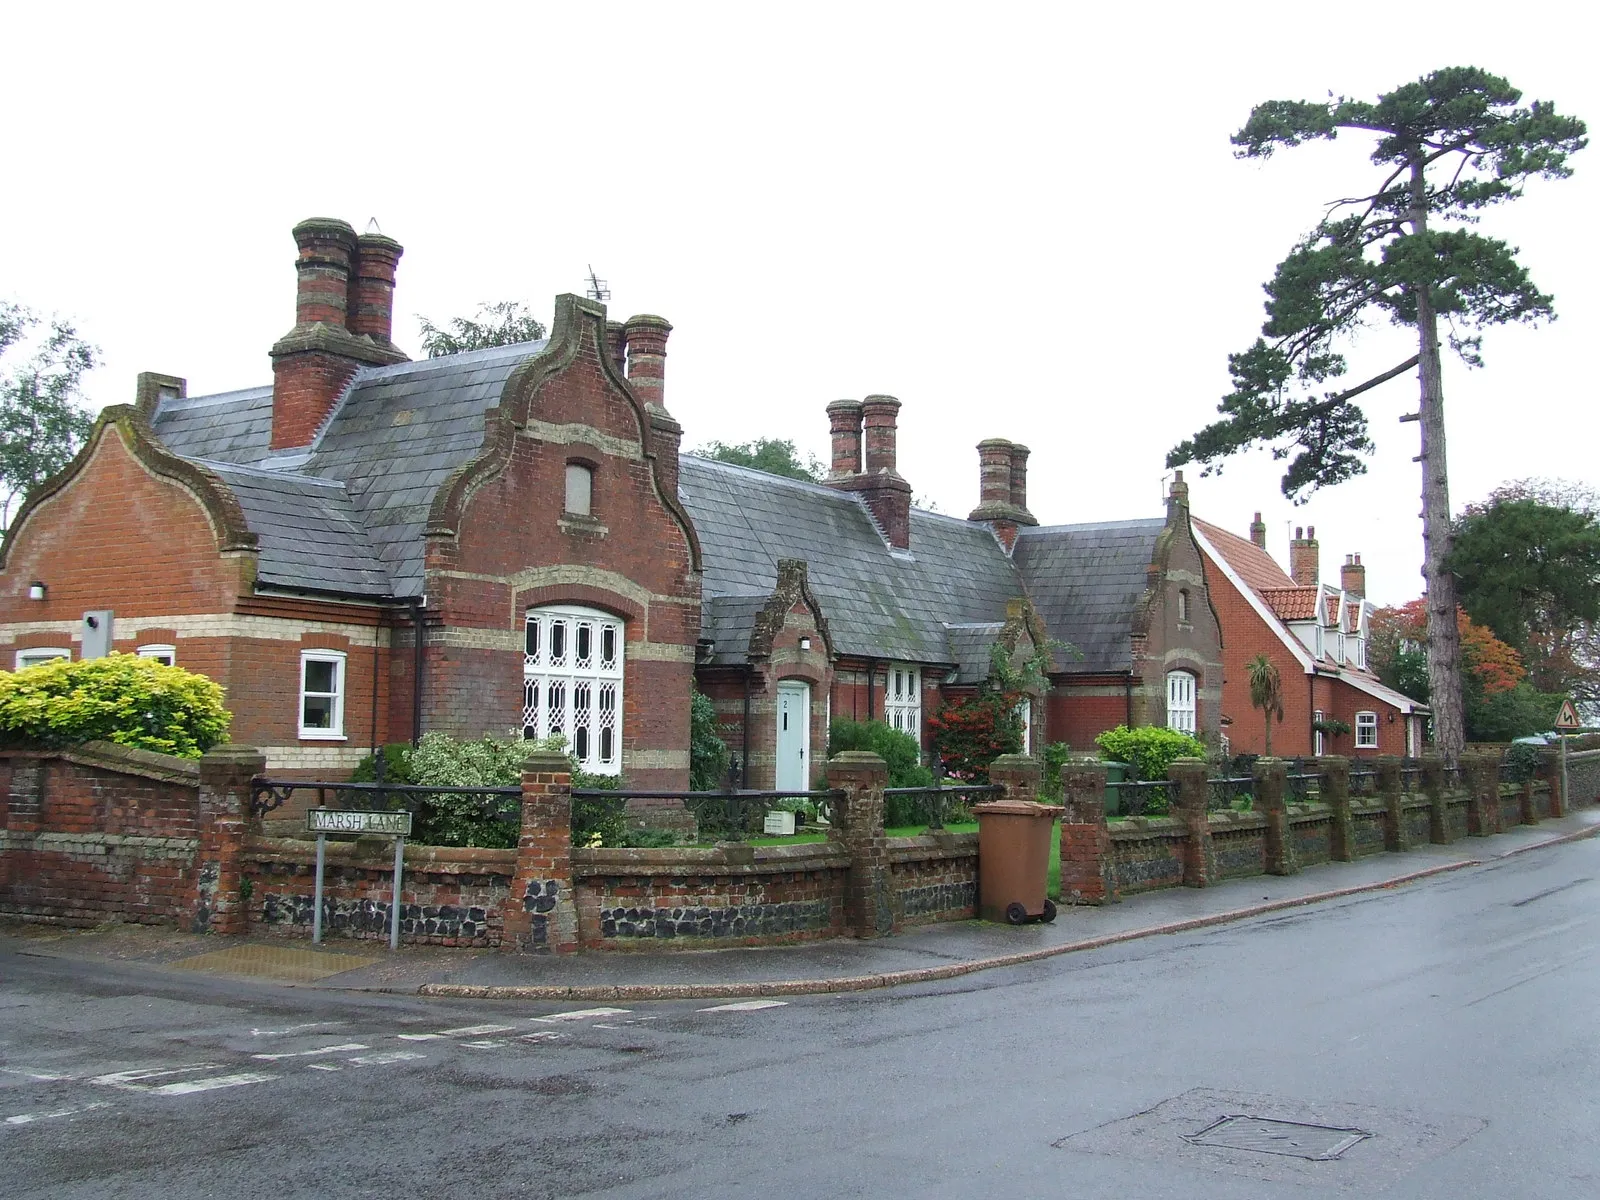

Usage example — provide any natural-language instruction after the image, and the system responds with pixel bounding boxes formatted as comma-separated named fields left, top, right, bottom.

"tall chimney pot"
left=826, top=400, right=864, bottom=478
left=1249, top=511, right=1267, bottom=550
left=349, top=233, right=404, bottom=348
left=623, top=314, right=671, bottom=411
left=1341, top=551, right=1367, bottom=600
left=1289, top=525, right=1320, bottom=587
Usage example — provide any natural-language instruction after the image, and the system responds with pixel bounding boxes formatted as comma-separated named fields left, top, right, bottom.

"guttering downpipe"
left=411, top=597, right=426, bottom=746
left=1124, top=670, right=1134, bottom=727
left=868, top=658, right=880, bottom=722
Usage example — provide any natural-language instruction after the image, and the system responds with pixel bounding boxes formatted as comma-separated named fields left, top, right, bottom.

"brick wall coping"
left=245, top=836, right=515, bottom=872
left=572, top=842, right=849, bottom=878
left=0, top=741, right=201, bottom=786
left=1108, top=817, right=1188, bottom=842
left=1207, top=811, right=1269, bottom=831
left=0, top=830, right=200, bottom=854
left=886, top=832, right=978, bottom=864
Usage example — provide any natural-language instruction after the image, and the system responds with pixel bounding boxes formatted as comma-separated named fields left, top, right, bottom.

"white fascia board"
left=1341, top=671, right=1426, bottom=714
left=1192, top=525, right=1315, bottom=673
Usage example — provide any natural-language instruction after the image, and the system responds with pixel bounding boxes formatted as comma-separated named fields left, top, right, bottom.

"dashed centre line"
left=533, top=1008, right=631, bottom=1023
left=699, top=1000, right=790, bottom=1013
left=148, top=1073, right=278, bottom=1096
left=346, top=1051, right=426, bottom=1067
left=5, top=1102, right=110, bottom=1126
left=90, top=1065, right=223, bottom=1092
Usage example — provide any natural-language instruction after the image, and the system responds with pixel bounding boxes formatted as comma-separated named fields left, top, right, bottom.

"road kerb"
left=414, top=858, right=1502, bottom=1003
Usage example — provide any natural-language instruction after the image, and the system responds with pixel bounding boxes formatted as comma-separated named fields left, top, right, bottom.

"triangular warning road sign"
left=1554, top=698, right=1582, bottom=731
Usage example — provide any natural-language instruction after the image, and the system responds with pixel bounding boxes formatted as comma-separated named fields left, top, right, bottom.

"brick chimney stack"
left=270, top=218, right=407, bottom=451
left=1341, top=553, right=1366, bottom=600
left=1250, top=511, right=1267, bottom=550
left=1290, top=525, right=1320, bottom=586
left=1166, top=469, right=1189, bottom=519
left=827, top=400, right=864, bottom=478
left=348, top=233, right=404, bottom=350
left=823, top=396, right=912, bottom=550
left=967, top=437, right=1037, bottom=553
left=623, top=313, right=681, bottom=498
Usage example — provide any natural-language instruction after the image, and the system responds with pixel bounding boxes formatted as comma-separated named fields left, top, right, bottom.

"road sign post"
left=1554, top=698, right=1581, bottom=814
left=305, top=809, right=413, bottom=951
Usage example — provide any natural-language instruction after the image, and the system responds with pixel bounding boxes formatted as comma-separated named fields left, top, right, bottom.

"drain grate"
left=1184, top=1114, right=1371, bottom=1161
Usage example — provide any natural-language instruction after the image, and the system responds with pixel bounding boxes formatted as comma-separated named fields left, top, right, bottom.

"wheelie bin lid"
left=972, top=800, right=1065, bottom=818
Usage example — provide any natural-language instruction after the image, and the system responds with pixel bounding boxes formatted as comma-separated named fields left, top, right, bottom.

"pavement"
left=8, top=808, right=1600, bottom=1001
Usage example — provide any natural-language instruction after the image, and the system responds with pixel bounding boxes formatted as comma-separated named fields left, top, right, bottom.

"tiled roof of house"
left=1191, top=517, right=1296, bottom=593
left=151, top=341, right=547, bottom=598
left=1012, top=519, right=1165, bottom=673
left=678, top=456, right=1022, bottom=666
left=1259, top=586, right=1320, bottom=622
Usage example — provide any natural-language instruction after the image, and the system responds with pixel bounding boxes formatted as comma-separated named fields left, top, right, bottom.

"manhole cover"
left=1185, top=1115, right=1370, bottom=1160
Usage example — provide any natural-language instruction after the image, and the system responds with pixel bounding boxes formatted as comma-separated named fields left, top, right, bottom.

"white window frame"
left=564, top=463, right=594, bottom=516
left=1313, top=709, right=1325, bottom=757
left=299, top=650, right=347, bottom=740
left=1177, top=588, right=1190, bottom=624
left=14, top=647, right=70, bottom=670
left=523, top=604, right=624, bottom=775
left=1355, top=710, right=1378, bottom=749
left=137, top=644, right=176, bottom=666
left=884, top=663, right=922, bottom=743
left=1166, top=670, right=1196, bottom=735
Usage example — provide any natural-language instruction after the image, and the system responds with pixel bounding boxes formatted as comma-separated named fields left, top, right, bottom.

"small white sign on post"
left=763, top=810, right=796, bottom=836
left=305, top=809, right=412, bottom=951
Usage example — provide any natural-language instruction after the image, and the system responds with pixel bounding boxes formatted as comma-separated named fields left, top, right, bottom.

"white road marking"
left=435, top=1024, right=518, bottom=1037
left=306, top=1064, right=343, bottom=1073
left=6, top=1102, right=110, bottom=1126
left=346, top=1051, right=425, bottom=1067
left=461, top=1040, right=508, bottom=1049
left=250, top=1022, right=340, bottom=1038
left=149, top=1072, right=277, bottom=1097
left=533, top=1008, right=631, bottom=1023
left=699, top=1000, right=790, bottom=1013
left=395, top=1033, right=443, bottom=1041
left=518, top=1031, right=566, bottom=1043
left=90, top=1065, right=222, bottom=1091
left=1, top=1068, right=74, bottom=1082
left=251, top=1043, right=369, bottom=1061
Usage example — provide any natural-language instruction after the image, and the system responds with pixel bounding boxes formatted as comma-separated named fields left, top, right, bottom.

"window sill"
left=298, top=731, right=349, bottom=742
left=558, top=515, right=608, bottom=538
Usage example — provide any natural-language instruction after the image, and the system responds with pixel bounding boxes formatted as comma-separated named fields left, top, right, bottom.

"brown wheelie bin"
left=973, top=800, right=1064, bottom=924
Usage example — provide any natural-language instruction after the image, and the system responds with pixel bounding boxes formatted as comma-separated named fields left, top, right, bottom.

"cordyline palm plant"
left=1248, top=654, right=1285, bottom=758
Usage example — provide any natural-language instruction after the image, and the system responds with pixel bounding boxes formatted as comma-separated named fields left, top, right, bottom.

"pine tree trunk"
left=1410, top=159, right=1467, bottom=766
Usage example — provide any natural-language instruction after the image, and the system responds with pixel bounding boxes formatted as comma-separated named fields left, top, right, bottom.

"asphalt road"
left=4, top=840, right=1599, bottom=1199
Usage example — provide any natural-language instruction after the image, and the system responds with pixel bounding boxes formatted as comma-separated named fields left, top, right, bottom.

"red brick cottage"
left=1, top=218, right=1228, bottom=793
left=1191, top=514, right=1426, bottom=759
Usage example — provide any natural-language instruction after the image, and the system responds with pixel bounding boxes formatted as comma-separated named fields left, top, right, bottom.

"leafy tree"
left=417, top=301, right=547, bottom=357
left=827, top=718, right=934, bottom=790
left=1166, top=69, right=1586, bottom=765
left=0, top=302, right=98, bottom=532
left=1246, top=654, right=1284, bottom=757
left=694, top=438, right=823, bottom=483
left=1449, top=488, right=1600, bottom=702
left=1370, top=599, right=1555, bottom=741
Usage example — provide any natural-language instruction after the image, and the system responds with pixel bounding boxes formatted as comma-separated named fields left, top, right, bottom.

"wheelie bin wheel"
left=1005, top=901, right=1029, bottom=925
left=1041, top=899, right=1057, bottom=923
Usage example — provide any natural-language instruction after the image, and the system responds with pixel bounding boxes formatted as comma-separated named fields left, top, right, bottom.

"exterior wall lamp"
left=28, top=582, right=46, bottom=601
left=799, top=637, right=812, bottom=650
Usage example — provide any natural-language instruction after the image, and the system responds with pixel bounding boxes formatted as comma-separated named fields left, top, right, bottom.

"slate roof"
left=1011, top=519, right=1165, bottom=673
left=678, top=456, right=1022, bottom=666
left=943, top=623, right=1006, bottom=684
left=152, top=340, right=547, bottom=597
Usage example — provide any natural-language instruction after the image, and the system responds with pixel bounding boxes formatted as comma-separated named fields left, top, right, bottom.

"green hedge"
left=0, top=654, right=230, bottom=758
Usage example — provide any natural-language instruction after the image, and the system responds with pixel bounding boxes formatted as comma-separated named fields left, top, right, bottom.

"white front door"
left=776, top=681, right=811, bottom=792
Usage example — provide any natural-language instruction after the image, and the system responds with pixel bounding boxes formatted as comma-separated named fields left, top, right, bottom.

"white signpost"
left=306, top=809, right=413, bottom=950
left=1555, top=698, right=1582, bottom=815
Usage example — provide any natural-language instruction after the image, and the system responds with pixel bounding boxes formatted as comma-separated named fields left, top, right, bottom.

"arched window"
left=523, top=605, right=623, bottom=774
left=564, top=463, right=593, bottom=516
left=1166, top=670, right=1196, bottom=734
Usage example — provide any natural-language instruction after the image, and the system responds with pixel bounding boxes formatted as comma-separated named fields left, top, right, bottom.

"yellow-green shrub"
left=0, top=653, right=230, bottom=758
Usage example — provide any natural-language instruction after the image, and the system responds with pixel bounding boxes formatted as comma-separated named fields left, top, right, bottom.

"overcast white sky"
left=3, top=2, right=1595, bottom=605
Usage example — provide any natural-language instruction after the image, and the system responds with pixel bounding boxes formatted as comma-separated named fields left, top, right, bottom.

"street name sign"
left=307, top=809, right=413, bottom=836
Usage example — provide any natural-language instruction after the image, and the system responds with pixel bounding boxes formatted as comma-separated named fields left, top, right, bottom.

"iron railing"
left=1399, top=760, right=1424, bottom=793
left=1285, top=770, right=1319, bottom=804
left=1348, top=769, right=1379, bottom=799
left=1108, top=780, right=1168, bottom=817
left=1207, top=776, right=1254, bottom=811
left=883, top=783, right=1003, bottom=830
left=249, top=778, right=519, bottom=822
left=570, top=788, right=845, bottom=843
left=1441, top=766, right=1464, bottom=790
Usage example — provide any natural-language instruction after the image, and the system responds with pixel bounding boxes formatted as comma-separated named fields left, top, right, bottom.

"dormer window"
left=564, top=462, right=594, bottom=516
